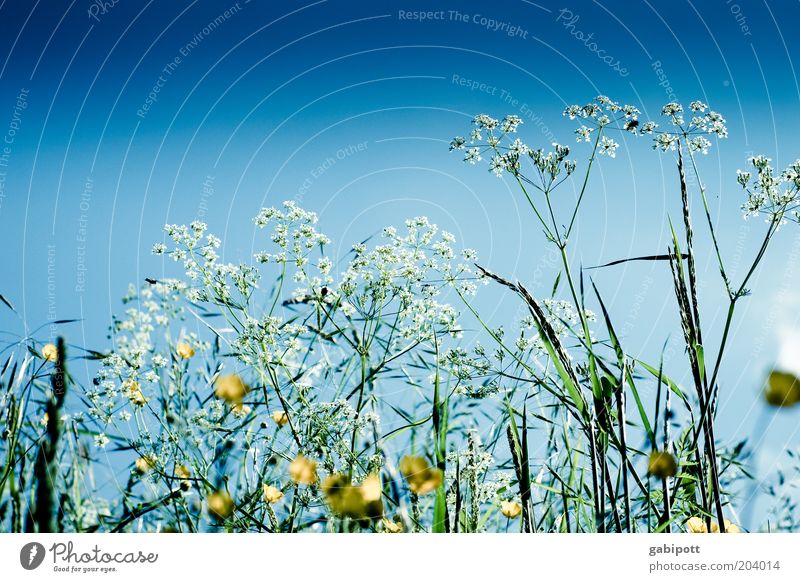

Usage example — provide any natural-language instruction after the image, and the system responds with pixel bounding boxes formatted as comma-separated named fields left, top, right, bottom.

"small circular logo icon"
left=20, top=542, right=46, bottom=570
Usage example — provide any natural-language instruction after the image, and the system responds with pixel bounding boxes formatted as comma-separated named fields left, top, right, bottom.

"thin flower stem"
left=686, top=146, right=732, bottom=298
left=565, top=129, right=603, bottom=240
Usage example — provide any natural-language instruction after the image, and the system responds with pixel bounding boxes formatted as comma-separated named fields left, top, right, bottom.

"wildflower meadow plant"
left=1, top=96, right=799, bottom=533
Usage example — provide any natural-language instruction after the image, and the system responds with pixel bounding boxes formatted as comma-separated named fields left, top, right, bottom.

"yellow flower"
left=382, top=517, right=403, bottom=533
left=134, top=455, right=156, bottom=474
left=500, top=500, right=523, bottom=519
left=288, top=455, right=318, bottom=485
left=207, top=490, right=234, bottom=520
left=232, top=403, right=251, bottom=417
left=648, top=451, right=678, bottom=479
left=176, top=465, right=192, bottom=490
left=686, top=516, right=741, bottom=533
left=724, top=520, right=741, bottom=533
left=686, top=516, right=707, bottom=533
left=42, top=343, right=58, bottom=362
left=271, top=411, right=289, bottom=427
left=360, top=473, right=384, bottom=518
left=764, top=370, right=800, bottom=407
left=176, top=342, right=195, bottom=359
left=321, top=473, right=383, bottom=519
left=123, top=379, right=148, bottom=407
left=399, top=455, right=443, bottom=495
left=214, top=374, right=249, bottom=404
left=263, top=484, right=284, bottom=504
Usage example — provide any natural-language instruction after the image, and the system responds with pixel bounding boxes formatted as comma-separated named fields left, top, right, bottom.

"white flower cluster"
left=93, top=279, right=195, bottom=425
left=294, top=399, right=380, bottom=467
left=451, top=113, right=577, bottom=181
left=155, top=219, right=257, bottom=305
left=738, top=156, right=800, bottom=224
left=253, top=201, right=331, bottom=265
left=564, top=95, right=643, bottom=147
left=651, top=100, right=727, bottom=153
left=338, top=216, right=475, bottom=341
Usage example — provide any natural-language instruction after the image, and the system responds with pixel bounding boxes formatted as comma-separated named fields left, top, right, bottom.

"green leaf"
left=694, top=342, right=705, bottom=386
left=0, top=293, right=14, bottom=312
left=637, top=360, right=690, bottom=409
left=534, top=320, right=585, bottom=417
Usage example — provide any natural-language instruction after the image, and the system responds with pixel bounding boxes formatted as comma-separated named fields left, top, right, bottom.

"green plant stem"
left=565, top=129, right=603, bottom=240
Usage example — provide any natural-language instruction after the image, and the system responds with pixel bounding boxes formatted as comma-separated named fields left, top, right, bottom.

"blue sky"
left=1, top=0, right=800, bottom=517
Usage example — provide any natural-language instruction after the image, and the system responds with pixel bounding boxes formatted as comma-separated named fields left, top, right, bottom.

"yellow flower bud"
left=176, top=342, right=195, bottom=359
left=686, top=516, right=707, bottom=533
left=321, top=473, right=383, bottom=520
left=42, top=343, right=58, bottom=362
left=648, top=451, right=678, bottom=479
left=123, top=379, right=148, bottom=407
left=134, top=455, right=156, bottom=474
left=263, top=484, right=284, bottom=504
left=399, top=455, right=443, bottom=495
left=176, top=465, right=192, bottom=490
left=686, top=516, right=741, bottom=533
left=382, top=517, right=403, bottom=533
left=500, top=500, right=523, bottom=519
left=214, top=374, right=249, bottom=404
left=764, top=370, right=800, bottom=407
left=207, top=490, right=234, bottom=520
left=288, top=455, right=318, bottom=485
left=271, top=411, right=289, bottom=427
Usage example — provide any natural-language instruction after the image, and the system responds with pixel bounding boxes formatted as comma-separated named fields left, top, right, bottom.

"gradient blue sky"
left=1, top=0, right=800, bottom=512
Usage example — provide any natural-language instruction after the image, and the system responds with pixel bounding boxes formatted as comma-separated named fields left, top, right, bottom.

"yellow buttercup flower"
left=288, top=455, right=318, bottom=485
left=322, top=474, right=363, bottom=518
left=176, top=341, right=195, bottom=359
left=399, top=455, right=443, bottom=495
left=764, top=370, right=800, bottom=407
left=271, top=411, right=289, bottom=427
left=263, top=484, right=284, bottom=504
left=42, top=343, right=58, bottom=362
left=176, top=465, right=192, bottom=490
left=232, top=403, right=251, bottom=418
left=648, top=451, right=678, bottom=479
left=500, top=500, right=523, bottom=519
left=686, top=516, right=707, bottom=533
left=207, top=490, right=234, bottom=520
left=382, top=517, right=403, bottom=533
left=123, top=379, right=148, bottom=407
left=134, top=455, right=156, bottom=474
left=359, top=473, right=384, bottom=518
left=321, top=473, right=383, bottom=519
left=724, top=520, right=741, bottom=533
left=214, top=374, right=249, bottom=404
left=686, top=516, right=741, bottom=533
